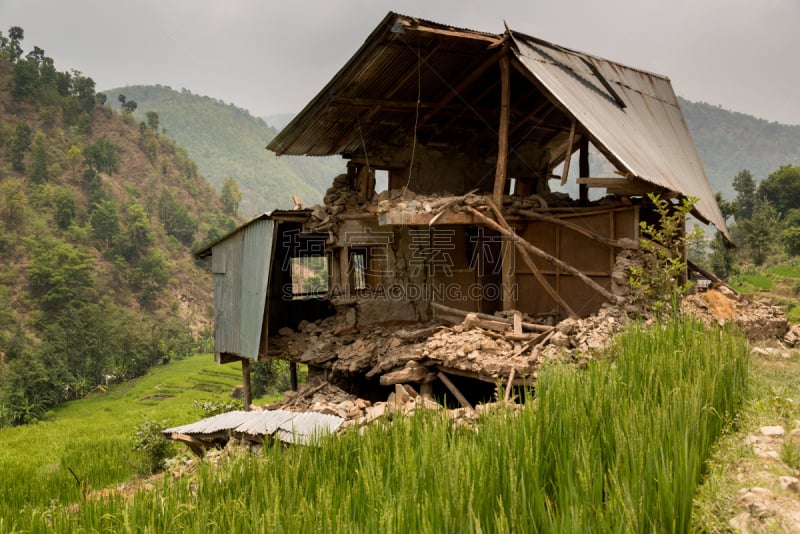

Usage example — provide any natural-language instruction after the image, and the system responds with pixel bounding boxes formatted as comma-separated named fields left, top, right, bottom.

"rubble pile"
left=260, top=377, right=490, bottom=427
left=305, top=174, right=631, bottom=232
left=683, top=286, right=790, bottom=343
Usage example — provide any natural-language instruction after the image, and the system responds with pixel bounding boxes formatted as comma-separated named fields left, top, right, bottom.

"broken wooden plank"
left=169, top=433, right=209, bottom=457
left=430, top=302, right=552, bottom=333
left=504, top=368, right=516, bottom=403
left=437, top=372, right=474, bottom=412
left=437, top=365, right=528, bottom=386
left=380, top=365, right=431, bottom=386
left=378, top=211, right=477, bottom=226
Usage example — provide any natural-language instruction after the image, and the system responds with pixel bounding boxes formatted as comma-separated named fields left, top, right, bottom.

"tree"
left=158, top=189, right=197, bottom=245
left=83, top=136, right=121, bottom=175
left=758, top=165, right=800, bottom=216
left=145, top=111, right=160, bottom=131
left=118, top=202, right=152, bottom=259
left=28, top=132, right=50, bottom=184
left=221, top=176, right=242, bottom=216
left=732, top=169, right=756, bottom=221
left=53, top=187, right=76, bottom=229
left=10, top=122, right=32, bottom=172
left=66, top=145, right=82, bottom=181
left=9, top=58, right=39, bottom=102
left=781, top=209, right=800, bottom=256
left=709, top=232, right=734, bottom=279
left=89, top=198, right=119, bottom=248
left=26, top=236, right=94, bottom=312
left=0, top=178, right=26, bottom=228
left=118, top=94, right=138, bottom=115
left=740, top=198, right=781, bottom=265
left=6, top=26, right=24, bottom=62
left=714, top=191, right=736, bottom=222
left=126, top=249, right=171, bottom=304
left=72, top=72, right=96, bottom=113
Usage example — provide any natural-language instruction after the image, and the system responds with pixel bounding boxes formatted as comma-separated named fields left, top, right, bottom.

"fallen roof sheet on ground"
left=164, top=409, right=345, bottom=446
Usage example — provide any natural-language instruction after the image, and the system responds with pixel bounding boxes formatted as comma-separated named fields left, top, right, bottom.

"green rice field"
left=0, top=317, right=750, bottom=533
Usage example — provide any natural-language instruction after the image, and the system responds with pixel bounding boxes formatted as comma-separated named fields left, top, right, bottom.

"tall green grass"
left=8, top=318, right=749, bottom=533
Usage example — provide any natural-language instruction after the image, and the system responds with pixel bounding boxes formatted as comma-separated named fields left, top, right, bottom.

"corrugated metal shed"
left=164, top=410, right=344, bottom=445
left=209, top=217, right=274, bottom=361
left=194, top=210, right=312, bottom=364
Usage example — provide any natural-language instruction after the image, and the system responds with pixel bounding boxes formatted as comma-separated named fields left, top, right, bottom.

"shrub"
left=131, top=417, right=175, bottom=475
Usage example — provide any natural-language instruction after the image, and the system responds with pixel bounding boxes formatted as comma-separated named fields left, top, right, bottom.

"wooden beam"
left=430, top=302, right=552, bottom=333
left=289, top=362, right=298, bottom=391
left=437, top=372, right=474, bottom=411
left=504, top=368, right=516, bottom=403
left=241, top=359, right=252, bottom=411
left=378, top=211, right=477, bottom=226
left=437, top=365, right=528, bottom=386
left=579, top=136, right=589, bottom=203
left=513, top=208, right=637, bottom=250
left=417, top=47, right=507, bottom=129
left=332, top=96, right=435, bottom=110
left=380, top=365, right=431, bottom=386
left=441, top=78, right=501, bottom=130
left=169, top=433, right=209, bottom=457
left=491, top=55, right=514, bottom=311
left=399, top=20, right=501, bottom=44
left=509, top=100, right=550, bottom=136
left=482, top=199, right=578, bottom=318
left=493, top=54, right=511, bottom=204
left=466, top=206, right=619, bottom=304
left=560, top=119, right=576, bottom=186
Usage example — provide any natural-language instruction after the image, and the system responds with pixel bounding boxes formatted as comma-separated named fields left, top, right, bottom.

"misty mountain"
left=678, top=97, right=800, bottom=199
left=104, top=86, right=344, bottom=217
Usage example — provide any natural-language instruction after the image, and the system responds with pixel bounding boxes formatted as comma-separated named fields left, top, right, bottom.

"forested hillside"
left=0, top=28, right=235, bottom=426
left=678, top=97, right=800, bottom=198
left=103, top=85, right=345, bottom=217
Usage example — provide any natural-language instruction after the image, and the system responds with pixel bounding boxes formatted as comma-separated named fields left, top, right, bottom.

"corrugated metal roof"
left=265, top=11, right=729, bottom=240
left=194, top=210, right=310, bottom=259
left=164, top=410, right=345, bottom=445
left=266, top=12, right=501, bottom=158
left=509, top=32, right=729, bottom=239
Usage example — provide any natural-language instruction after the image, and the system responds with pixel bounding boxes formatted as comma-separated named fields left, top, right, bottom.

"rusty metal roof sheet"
left=164, top=409, right=345, bottom=445
left=509, top=32, right=729, bottom=239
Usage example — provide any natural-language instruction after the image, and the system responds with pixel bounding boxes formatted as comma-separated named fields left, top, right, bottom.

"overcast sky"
left=1, top=0, right=798, bottom=125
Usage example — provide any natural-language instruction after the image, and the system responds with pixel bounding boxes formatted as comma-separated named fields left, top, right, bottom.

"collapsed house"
left=194, top=12, right=730, bottom=409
